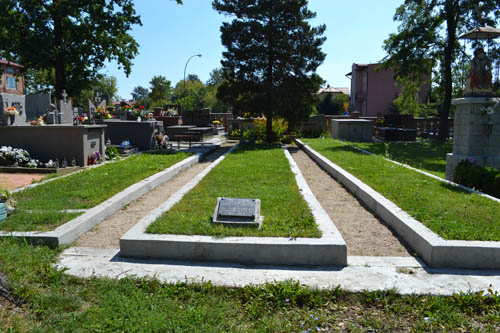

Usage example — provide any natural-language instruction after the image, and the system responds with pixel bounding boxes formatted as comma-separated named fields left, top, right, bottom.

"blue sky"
left=104, top=0, right=403, bottom=100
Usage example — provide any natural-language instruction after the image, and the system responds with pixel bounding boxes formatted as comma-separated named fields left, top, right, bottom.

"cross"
left=61, top=90, right=68, bottom=103
left=94, top=92, right=102, bottom=104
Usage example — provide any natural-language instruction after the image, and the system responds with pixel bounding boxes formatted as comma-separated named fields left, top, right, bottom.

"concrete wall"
left=0, top=125, right=106, bottom=166
left=103, top=119, right=162, bottom=150
left=331, top=119, right=373, bottom=141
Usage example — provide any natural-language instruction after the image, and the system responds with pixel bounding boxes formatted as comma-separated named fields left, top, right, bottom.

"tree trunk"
left=53, top=11, right=65, bottom=100
left=439, top=0, right=458, bottom=140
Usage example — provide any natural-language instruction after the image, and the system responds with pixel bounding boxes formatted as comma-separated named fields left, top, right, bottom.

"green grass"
left=347, top=139, right=452, bottom=178
left=1, top=151, right=190, bottom=232
left=302, top=138, right=500, bottom=242
left=147, top=143, right=320, bottom=238
left=1, top=238, right=500, bottom=331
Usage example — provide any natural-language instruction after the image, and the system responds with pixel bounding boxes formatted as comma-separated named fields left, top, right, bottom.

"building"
left=317, top=86, right=350, bottom=98
left=0, top=59, right=25, bottom=95
left=346, top=63, right=429, bottom=117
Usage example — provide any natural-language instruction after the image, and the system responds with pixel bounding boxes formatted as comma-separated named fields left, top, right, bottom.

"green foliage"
left=24, top=68, right=55, bottom=94
left=148, top=75, right=172, bottom=107
left=213, top=0, right=326, bottom=142
left=172, top=79, right=207, bottom=111
left=244, top=118, right=288, bottom=143
left=74, top=75, right=118, bottom=110
left=393, top=76, right=437, bottom=117
left=454, top=159, right=500, bottom=198
left=104, top=147, right=120, bottom=161
left=317, top=93, right=348, bottom=115
left=381, top=0, right=500, bottom=139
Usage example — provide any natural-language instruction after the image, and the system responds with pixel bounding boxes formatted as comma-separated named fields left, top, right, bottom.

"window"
left=6, top=76, right=16, bottom=90
left=6, top=67, right=14, bottom=74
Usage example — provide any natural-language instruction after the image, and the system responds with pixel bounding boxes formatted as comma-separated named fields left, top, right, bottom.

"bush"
left=454, top=159, right=500, bottom=198
left=251, top=118, right=288, bottom=143
left=105, top=146, right=120, bottom=161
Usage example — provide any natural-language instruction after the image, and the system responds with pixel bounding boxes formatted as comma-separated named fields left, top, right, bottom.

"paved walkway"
left=0, top=173, right=46, bottom=190
left=58, top=247, right=500, bottom=296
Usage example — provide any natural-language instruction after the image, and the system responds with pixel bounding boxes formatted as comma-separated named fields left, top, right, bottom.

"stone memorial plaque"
left=212, top=197, right=263, bottom=228
left=218, top=198, right=256, bottom=218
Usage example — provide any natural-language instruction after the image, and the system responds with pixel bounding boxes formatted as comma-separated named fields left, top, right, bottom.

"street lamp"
left=183, top=54, right=202, bottom=111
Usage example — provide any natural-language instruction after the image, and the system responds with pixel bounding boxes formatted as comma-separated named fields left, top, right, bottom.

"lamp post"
left=183, top=54, right=202, bottom=111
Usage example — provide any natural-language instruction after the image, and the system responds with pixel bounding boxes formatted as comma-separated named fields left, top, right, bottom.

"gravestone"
left=0, top=93, right=26, bottom=125
left=212, top=197, right=263, bottom=228
left=87, top=96, right=106, bottom=124
left=25, top=93, right=51, bottom=121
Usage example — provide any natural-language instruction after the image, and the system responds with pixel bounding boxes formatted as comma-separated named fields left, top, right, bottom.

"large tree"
left=148, top=75, right=172, bottom=107
left=213, top=0, right=325, bottom=142
left=382, top=0, right=500, bottom=140
left=0, top=0, right=181, bottom=100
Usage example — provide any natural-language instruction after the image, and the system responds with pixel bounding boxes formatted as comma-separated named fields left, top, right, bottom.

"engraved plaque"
left=218, top=198, right=256, bottom=218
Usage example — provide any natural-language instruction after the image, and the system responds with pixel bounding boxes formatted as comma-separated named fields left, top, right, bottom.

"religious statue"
left=465, top=47, right=493, bottom=96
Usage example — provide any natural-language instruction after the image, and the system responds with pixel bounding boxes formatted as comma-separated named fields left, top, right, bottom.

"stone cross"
left=61, top=90, right=68, bottom=103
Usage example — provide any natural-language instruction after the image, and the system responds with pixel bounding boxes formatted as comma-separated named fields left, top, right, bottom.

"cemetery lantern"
left=458, top=25, right=500, bottom=97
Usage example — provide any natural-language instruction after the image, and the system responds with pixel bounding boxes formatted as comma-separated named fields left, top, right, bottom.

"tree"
left=131, top=86, right=150, bottom=101
left=24, top=68, right=55, bottom=95
left=73, top=75, right=118, bottom=111
left=213, top=0, right=326, bottom=142
left=149, top=76, right=172, bottom=107
left=382, top=0, right=500, bottom=140
left=317, top=93, right=348, bottom=115
left=187, top=74, right=201, bottom=83
left=172, top=79, right=207, bottom=111
left=0, top=1, right=182, bottom=100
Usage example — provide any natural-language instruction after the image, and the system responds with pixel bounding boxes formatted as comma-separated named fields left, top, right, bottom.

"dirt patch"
left=0, top=173, right=46, bottom=190
left=289, top=147, right=412, bottom=257
left=76, top=145, right=234, bottom=248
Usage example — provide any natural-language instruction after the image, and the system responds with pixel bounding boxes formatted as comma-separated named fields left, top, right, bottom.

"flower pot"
left=8, top=114, right=15, bottom=125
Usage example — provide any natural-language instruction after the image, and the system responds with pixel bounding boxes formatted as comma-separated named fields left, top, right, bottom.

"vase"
left=8, top=114, right=15, bottom=125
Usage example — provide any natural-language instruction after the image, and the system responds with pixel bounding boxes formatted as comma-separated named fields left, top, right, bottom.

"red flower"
left=140, top=105, right=144, bottom=110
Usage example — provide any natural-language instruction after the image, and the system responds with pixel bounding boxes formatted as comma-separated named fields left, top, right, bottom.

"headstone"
left=212, top=197, right=263, bottom=228
left=25, top=93, right=51, bottom=121
left=56, top=90, right=74, bottom=124
left=87, top=94, right=106, bottom=124
left=0, top=93, right=26, bottom=125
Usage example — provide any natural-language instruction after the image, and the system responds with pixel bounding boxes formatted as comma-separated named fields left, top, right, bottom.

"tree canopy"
left=0, top=0, right=182, bottom=100
left=382, top=0, right=500, bottom=139
left=213, top=0, right=325, bottom=142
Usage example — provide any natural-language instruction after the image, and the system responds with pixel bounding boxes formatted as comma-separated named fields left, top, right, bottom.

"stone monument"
left=0, top=93, right=26, bottom=126
left=445, top=26, right=500, bottom=180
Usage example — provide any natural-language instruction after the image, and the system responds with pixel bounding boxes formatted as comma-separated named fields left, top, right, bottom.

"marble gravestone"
left=87, top=98, right=106, bottom=124
left=56, top=91, right=74, bottom=124
left=25, top=93, right=51, bottom=122
left=212, top=197, right=263, bottom=228
left=0, top=93, right=26, bottom=125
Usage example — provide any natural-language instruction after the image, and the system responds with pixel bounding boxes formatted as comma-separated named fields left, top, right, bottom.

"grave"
left=25, top=93, right=51, bottom=121
left=212, top=197, right=263, bottom=228
left=376, top=114, right=417, bottom=141
left=103, top=119, right=164, bottom=150
left=331, top=119, right=373, bottom=141
left=0, top=93, right=26, bottom=125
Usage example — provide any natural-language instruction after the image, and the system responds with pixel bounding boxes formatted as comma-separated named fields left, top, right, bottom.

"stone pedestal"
left=445, top=97, right=500, bottom=180
left=331, top=119, right=373, bottom=141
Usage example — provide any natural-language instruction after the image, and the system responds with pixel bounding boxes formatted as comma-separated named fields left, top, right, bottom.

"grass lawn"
left=1, top=151, right=191, bottom=232
left=1, top=238, right=499, bottom=331
left=346, top=139, right=452, bottom=178
left=147, top=143, right=320, bottom=238
left=302, top=138, right=500, bottom=242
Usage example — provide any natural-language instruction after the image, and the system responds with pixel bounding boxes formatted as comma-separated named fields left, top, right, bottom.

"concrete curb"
left=0, top=147, right=217, bottom=246
left=120, top=146, right=347, bottom=266
left=296, top=139, right=500, bottom=269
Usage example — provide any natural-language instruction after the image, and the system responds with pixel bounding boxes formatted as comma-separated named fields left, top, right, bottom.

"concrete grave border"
left=0, top=147, right=218, bottom=246
left=120, top=145, right=347, bottom=266
left=296, top=139, right=500, bottom=270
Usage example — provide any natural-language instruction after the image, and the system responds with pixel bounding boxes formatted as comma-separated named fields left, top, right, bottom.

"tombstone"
left=0, top=93, right=26, bottom=126
left=56, top=90, right=74, bottom=124
left=25, top=93, right=51, bottom=121
left=212, top=197, right=263, bottom=228
left=87, top=93, right=106, bottom=124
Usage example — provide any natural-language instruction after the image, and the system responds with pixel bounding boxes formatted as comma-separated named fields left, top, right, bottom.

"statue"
left=465, top=47, right=493, bottom=96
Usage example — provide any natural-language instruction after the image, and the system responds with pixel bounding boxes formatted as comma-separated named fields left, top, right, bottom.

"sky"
left=103, top=0, right=403, bottom=100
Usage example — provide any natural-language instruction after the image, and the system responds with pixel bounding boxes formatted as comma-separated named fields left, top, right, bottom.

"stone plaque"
left=212, top=197, right=263, bottom=228
left=218, top=198, right=256, bottom=218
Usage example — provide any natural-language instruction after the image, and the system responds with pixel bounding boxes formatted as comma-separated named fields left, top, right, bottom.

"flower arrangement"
left=212, top=120, right=221, bottom=125
left=0, top=187, right=16, bottom=217
left=0, top=146, right=43, bottom=168
left=3, top=106, right=19, bottom=116
left=95, top=105, right=113, bottom=119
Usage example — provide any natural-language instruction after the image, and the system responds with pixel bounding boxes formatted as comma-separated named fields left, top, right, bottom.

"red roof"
left=0, top=59, right=23, bottom=68
left=317, top=86, right=350, bottom=95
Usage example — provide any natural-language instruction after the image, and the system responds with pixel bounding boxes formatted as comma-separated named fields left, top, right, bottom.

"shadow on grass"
left=110, top=252, right=345, bottom=272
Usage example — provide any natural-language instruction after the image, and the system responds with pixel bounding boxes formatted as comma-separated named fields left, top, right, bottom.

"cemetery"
left=2, top=1, right=500, bottom=330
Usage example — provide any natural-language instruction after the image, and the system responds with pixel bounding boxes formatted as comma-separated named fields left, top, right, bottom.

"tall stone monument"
left=445, top=26, right=500, bottom=180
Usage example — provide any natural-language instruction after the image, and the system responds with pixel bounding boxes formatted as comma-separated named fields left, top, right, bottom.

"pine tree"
left=213, top=0, right=326, bottom=142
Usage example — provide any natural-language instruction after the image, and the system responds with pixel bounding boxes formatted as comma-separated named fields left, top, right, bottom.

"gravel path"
left=288, top=147, right=412, bottom=257
left=0, top=173, right=46, bottom=190
left=76, top=146, right=233, bottom=248
left=77, top=143, right=412, bottom=257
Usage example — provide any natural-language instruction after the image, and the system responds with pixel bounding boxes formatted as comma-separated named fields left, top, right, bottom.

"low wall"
left=103, top=120, right=163, bottom=150
left=0, top=125, right=106, bottom=166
